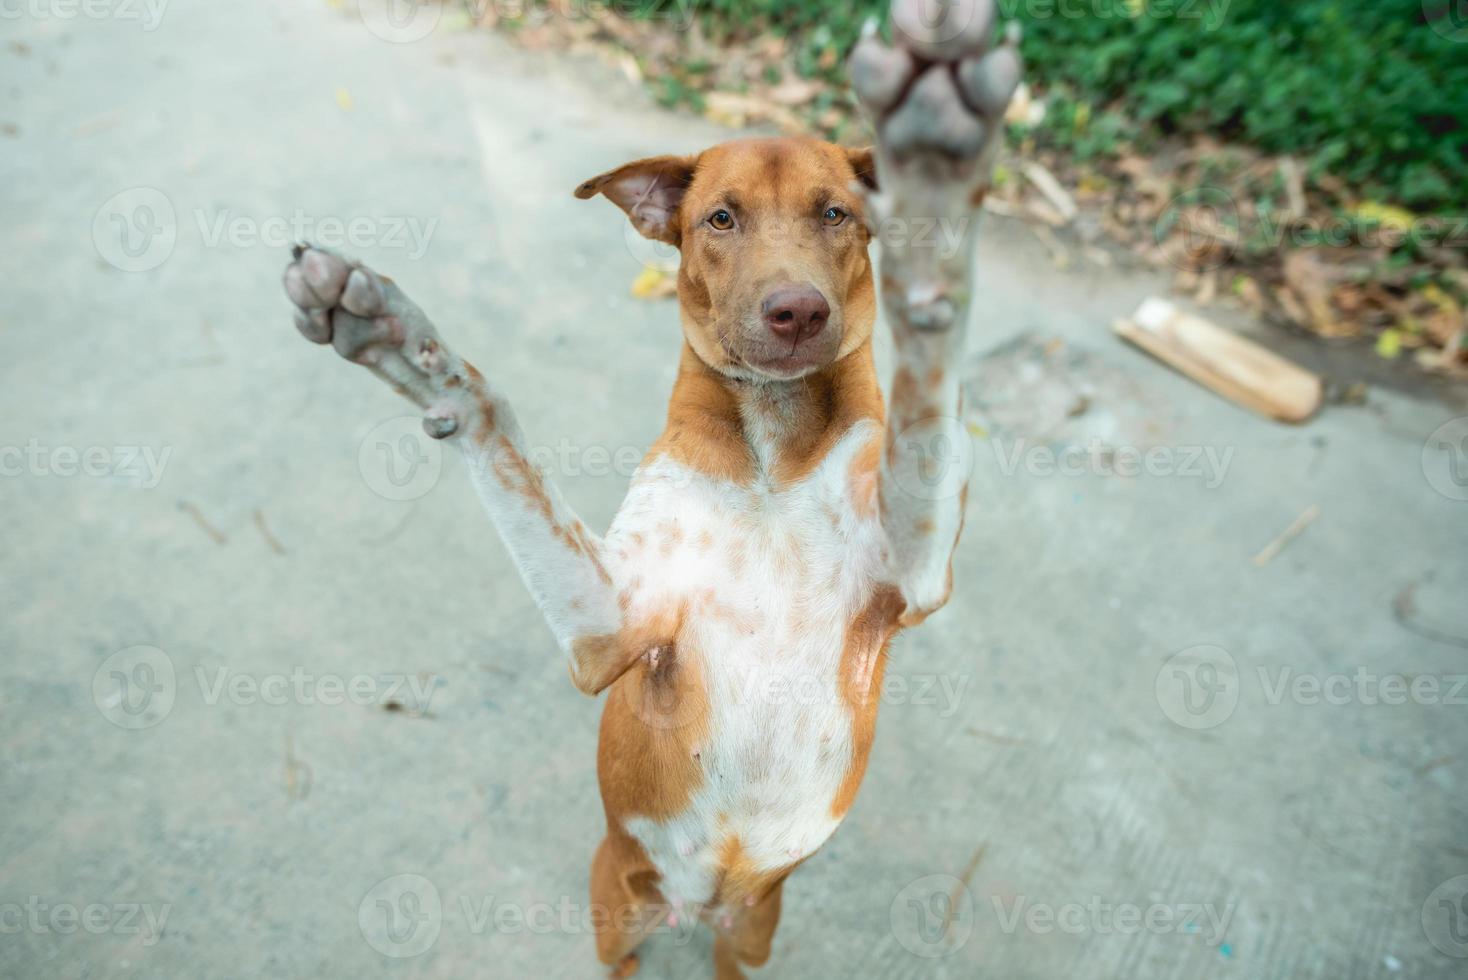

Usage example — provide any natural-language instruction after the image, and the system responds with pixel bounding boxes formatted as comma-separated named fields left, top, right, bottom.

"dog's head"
left=577, top=137, right=877, bottom=382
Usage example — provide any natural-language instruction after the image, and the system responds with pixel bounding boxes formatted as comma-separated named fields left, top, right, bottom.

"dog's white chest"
left=606, top=422, right=887, bottom=907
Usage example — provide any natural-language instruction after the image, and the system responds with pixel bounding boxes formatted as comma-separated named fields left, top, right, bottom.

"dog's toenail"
left=423, top=415, right=459, bottom=440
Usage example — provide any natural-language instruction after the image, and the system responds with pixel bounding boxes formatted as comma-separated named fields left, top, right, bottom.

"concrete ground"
left=3, top=2, right=1467, bottom=978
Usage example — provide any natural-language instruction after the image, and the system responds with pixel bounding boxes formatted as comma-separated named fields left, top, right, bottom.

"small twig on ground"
left=178, top=500, right=227, bottom=545
left=1393, top=581, right=1468, bottom=650
left=1251, top=504, right=1321, bottom=567
left=253, top=508, right=286, bottom=555
left=284, top=734, right=312, bottom=802
left=945, top=842, right=988, bottom=938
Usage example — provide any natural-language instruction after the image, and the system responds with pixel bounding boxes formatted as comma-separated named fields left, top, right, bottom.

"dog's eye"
left=824, top=207, right=848, bottom=227
left=708, top=210, right=735, bottom=231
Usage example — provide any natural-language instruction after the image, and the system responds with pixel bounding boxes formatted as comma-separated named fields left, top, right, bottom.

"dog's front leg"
left=283, top=246, right=637, bottom=695
left=852, top=0, right=1023, bottom=621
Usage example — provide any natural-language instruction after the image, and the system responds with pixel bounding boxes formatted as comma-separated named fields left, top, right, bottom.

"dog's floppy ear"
left=574, top=154, right=699, bottom=246
left=845, top=147, right=879, bottom=192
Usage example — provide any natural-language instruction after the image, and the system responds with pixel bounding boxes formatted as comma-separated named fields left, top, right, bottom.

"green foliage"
left=635, top=0, right=1468, bottom=213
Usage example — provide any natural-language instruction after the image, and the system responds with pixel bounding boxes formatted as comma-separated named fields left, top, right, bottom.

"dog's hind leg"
left=282, top=246, right=642, bottom=695
left=850, top=0, right=1023, bottom=623
left=590, top=830, right=668, bottom=976
left=711, top=880, right=784, bottom=980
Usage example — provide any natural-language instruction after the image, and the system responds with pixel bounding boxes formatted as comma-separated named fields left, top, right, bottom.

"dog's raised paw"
left=282, top=245, right=490, bottom=439
left=850, top=0, right=1024, bottom=332
left=852, top=0, right=1020, bottom=168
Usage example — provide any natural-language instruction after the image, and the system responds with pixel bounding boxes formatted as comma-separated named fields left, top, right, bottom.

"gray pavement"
left=2, top=2, right=1467, bottom=978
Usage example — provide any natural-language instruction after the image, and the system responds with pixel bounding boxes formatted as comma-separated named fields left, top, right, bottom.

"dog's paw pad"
left=882, top=66, right=988, bottom=161
left=850, top=32, right=915, bottom=113
left=330, top=312, right=403, bottom=364
left=855, top=0, right=1022, bottom=169
left=293, top=307, right=333, bottom=345
left=340, top=268, right=386, bottom=318
left=957, top=43, right=1021, bottom=118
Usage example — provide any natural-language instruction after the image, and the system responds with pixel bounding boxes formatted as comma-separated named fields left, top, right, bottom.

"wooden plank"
left=1114, top=298, right=1323, bottom=424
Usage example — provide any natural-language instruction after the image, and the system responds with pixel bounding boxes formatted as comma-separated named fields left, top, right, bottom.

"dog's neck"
left=654, top=341, right=883, bottom=487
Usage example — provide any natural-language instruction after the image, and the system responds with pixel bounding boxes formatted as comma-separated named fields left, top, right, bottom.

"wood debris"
left=1114, top=299, right=1323, bottom=424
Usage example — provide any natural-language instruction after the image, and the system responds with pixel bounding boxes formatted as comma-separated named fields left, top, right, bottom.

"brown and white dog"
left=282, top=2, right=1020, bottom=975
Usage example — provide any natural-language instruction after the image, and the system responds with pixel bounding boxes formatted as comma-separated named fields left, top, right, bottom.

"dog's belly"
left=607, top=435, right=889, bottom=912
left=623, top=627, right=855, bottom=912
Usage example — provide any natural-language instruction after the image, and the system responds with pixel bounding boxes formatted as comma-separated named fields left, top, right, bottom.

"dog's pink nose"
left=763, top=285, right=831, bottom=345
